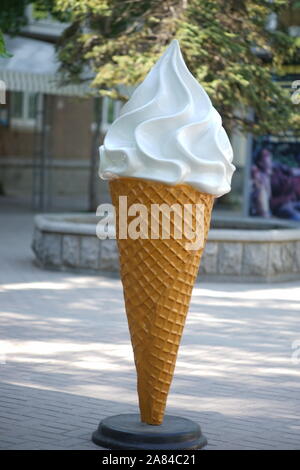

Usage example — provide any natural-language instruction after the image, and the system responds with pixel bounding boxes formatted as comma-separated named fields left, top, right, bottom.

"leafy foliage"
left=0, top=32, right=10, bottom=58
left=0, top=0, right=29, bottom=56
left=53, top=0, right=299, bottom=135
left=0, top=0, right=299, bottom=134
left=0, top=0, right=30, bottom=35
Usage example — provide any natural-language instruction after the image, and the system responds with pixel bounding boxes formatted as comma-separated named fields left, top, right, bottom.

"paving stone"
left=42, top=233, right=62, bottom=267
left=0, top=207, right=300, bottom=450
left=99, top=238, right=119, bottom=271
left=200, top=242, right=218, bottom=274
left=268, top=242, right=295, bottom=275
left=80, top=236, right=99, bottom=269
left=218, top=242, right=243, bottom=275
left=62, top=235, right=80, bottom=268
left=242, top=243, right=269, bottom=276
left=295, top=241, right=300, bottom=271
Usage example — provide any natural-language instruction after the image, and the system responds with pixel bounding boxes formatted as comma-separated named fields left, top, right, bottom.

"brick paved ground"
left=0, top=201, right=300, bottom=450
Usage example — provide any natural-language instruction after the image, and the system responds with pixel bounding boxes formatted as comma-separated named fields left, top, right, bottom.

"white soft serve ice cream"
left=99, top=39, right=235, bottom=197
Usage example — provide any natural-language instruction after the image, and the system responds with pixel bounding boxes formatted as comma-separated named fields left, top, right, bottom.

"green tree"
left=1, top=1, right=299, bottom=133
left=52, top=0, right=299, bottom=135
left=0, top=34, right=9, bottom=58
left=0, top=0, right=68, bottom=56
left=0, top=0, right=28, bottom=57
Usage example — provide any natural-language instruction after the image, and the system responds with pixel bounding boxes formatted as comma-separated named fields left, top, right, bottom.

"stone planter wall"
left=32, top=216, right=119, bottom=274
left=32, top=214, right=300, bottom=282
left=199, top=239, right=300, bottom=281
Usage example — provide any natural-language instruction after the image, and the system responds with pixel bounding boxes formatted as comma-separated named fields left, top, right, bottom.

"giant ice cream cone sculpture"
left=99, top=40, right=235, bottom=426
left=109, top=178, right=214, bottom=424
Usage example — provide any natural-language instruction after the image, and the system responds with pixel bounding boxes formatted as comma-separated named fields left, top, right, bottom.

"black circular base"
left=92, top=414, right=207, bottom=450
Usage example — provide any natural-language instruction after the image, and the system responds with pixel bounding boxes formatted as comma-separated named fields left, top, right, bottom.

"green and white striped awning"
left=0, top=68, right=91, bottom=96
left=0, top=35, right=91, bottom=96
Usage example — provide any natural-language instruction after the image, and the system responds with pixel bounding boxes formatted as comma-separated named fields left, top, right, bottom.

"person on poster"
left=271, top=155, right=300, bottom=221
left=250, top=148, right=272, bottom=218
left=251, top=145, right=300, bottom=221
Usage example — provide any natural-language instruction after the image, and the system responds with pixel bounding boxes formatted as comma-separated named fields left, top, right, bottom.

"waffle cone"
left=109, top=177, right=214, bottom=425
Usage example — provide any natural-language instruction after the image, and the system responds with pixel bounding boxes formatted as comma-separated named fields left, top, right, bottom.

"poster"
left=249, top=136, right=300, bottom=220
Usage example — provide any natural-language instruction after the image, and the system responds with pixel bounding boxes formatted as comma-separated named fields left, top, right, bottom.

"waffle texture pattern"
left=110, top=178, right=214, bottom=425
